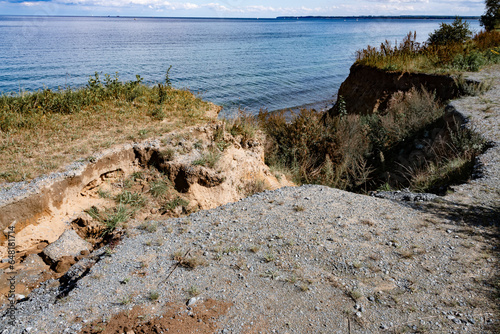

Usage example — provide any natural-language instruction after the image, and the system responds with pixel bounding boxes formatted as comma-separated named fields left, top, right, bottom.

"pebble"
left=187, top=297, right=202, bottom=306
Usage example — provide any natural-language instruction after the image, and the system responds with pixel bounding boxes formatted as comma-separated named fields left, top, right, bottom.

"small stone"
left=355, top=312, right=362, bottom=318
left=15, top=294, right=26, bottom=301
left=187, top=297, right=202, bottom=306
left=446, top=229, right=452, bottom=234
left=380, top=324, right=388, bottom=330
left=368, top=296, right=375, bottom=301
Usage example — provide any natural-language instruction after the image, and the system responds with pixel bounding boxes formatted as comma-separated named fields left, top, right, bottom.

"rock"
left=42, top=230, right=92, bottom=265
left=370, top=189, right=438, bottom=202
left=187, top=296, right=202, bottom=306
left=22, top=253, right=48, bottom=272
left=174, top=206, right=183, bottom=215
left=15, top=294, right=26, bottom=301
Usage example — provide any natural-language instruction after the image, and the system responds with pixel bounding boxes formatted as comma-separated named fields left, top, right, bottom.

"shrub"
left=227, top=111, right=258, bottom=145
left=452, top=51, right=487, bottom=71
left=480, top=0, right=500, bottom=31
left=428, top=18, right=473, bottom=45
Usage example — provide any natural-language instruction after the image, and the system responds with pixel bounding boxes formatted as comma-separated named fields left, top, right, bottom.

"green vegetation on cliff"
left=356, top=21, right=500, bottom=73
left=259, top=87, right=486, bottom=194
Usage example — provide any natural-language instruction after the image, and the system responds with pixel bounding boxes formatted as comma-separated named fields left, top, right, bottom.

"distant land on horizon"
left=276, top=15, right=481, bottom=20
left=0, top=15, right=481, bottom=20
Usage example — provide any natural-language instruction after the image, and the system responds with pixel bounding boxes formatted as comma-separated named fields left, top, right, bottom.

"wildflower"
left=491, top=49, right=499, bottom=55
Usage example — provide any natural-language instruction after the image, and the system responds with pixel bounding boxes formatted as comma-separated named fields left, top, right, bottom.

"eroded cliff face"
left=329, top=64, right=466, bottom=116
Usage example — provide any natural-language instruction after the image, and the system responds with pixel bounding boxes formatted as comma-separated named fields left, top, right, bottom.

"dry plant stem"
left=164, top=249, right=191, bottom=284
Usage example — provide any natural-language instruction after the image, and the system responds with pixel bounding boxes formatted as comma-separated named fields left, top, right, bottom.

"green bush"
left=480, top=0, right=500, bottom=31
left=453, top=51, right=487, bottom=71
left=428, top=17, right=473, bottom=45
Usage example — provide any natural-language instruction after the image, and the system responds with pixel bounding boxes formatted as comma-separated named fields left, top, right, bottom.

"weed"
left=249, top=245, right=260, bottom=253
left=139, top=221, right=158, bottom=233
left=115, top=190, right=145, bottom=208
left=355, top=29, right=500, bottom=73
left=192, top=148, right=221, bottom=168
left=227, top=111, right=258, bottom=145
left=104, top=205, right=132, bottom=234
left=161, top=148, right=175, bottom=161
left=120, top=295, right=132, bottom=305
left=97, top=189, right=111, bottom=199
left=149, top=179, right=170, bottom=198
left=243, top=179, right=268, bottom=196
left=293, top=205, right=305, bottom=212
left=263, top=252, right=276, bottom=263
left=187, top=286, right=200, bottom=297
left=162, top=196, right=189, bottom=211
left=173, top=250, right=206, bottom=269
left=0, top=71, right=215, bottom=183
left=260, top=269, right=280, bottom=280
left=148, top=291, right=160, bottom=301
left=349, top=289, right=364, bottom=301
left=398, top=250, right=415, bottom=259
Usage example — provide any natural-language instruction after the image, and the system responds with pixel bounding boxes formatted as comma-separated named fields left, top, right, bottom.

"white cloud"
left=3, top=0, right=485, bottom=15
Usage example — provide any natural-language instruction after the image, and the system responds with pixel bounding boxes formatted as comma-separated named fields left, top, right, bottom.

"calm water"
left=0, top=16, right=481, bottom=116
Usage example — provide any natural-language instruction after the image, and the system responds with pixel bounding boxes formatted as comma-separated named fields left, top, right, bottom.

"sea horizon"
left=0, top=16, right=482, bottom=116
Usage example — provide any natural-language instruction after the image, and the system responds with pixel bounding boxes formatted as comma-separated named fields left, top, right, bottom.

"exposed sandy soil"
left=0, top=121, right=292, bottom=306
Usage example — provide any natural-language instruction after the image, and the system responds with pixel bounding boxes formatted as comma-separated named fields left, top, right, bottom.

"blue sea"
left=0, top=16, right=481, bottom=116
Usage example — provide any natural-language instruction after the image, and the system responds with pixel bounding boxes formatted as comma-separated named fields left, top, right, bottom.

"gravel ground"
left=1, top=66, right=499, bottom=333
left=1, top=184, right=498, bottom=333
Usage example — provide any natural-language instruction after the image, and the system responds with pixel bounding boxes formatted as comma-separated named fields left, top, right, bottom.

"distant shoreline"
left=0, top=15, right=481, bottom=20
left=277, top=15, right=481, bottom=20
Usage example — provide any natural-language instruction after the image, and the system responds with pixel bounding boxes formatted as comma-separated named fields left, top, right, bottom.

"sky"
left=0, top=0, right=486, bottom=18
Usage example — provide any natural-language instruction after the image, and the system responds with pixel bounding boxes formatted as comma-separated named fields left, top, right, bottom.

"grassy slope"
left=0, top=73, right=219, bottom=184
